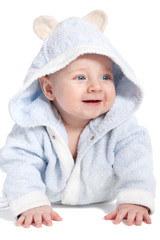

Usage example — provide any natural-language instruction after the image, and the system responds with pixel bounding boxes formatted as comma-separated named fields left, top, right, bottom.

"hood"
left=9, top=10, right=143, bottom=130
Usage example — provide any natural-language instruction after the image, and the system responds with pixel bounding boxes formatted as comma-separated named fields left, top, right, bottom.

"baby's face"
left=41, top=54, right=115, bottom=125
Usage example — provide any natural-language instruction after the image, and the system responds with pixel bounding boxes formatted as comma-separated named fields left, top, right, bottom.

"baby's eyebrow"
left=67, top=68, right=87, bottom=74
left=67, top=67, right=113, bottom=75
left=105, top=69, right=113, bottom=75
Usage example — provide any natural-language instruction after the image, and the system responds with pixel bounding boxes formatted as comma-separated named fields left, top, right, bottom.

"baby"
left=0, top=10, right=156, bottom=228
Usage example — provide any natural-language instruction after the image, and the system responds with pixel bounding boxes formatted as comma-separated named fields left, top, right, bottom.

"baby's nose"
left=88, top=79, right=102, bottom=92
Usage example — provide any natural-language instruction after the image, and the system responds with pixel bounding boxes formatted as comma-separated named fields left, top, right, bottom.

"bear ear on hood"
left=83, top=10, right=108, bottom=33
left=33, top=15, right=59, bottom=40
left=33, top=10, right=108, bottom=40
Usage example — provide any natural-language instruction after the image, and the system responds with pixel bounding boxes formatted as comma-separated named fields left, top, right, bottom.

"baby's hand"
left=16, top=205, right=62, bottom=228
left=104, top=204, right=151, bottom=226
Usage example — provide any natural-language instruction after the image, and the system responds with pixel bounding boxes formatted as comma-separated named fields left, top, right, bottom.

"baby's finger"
left=104, top=210, right=118, bottom=220
left=23, top=215, right=33, bottom=228
left=114, top=209, right=128, bottom=224
left=43, top=213, right=52, bottom=226
left=51, top=211, right=62, bottom=221
left=16, top=215, right=25, bottom=226
left=135, top=213, right=143, bottom=226
left=143, top=213, right=152, bottom=224
left=33, top=213, right=42, bottom=228
left=127, top=210, right=136, bottom=226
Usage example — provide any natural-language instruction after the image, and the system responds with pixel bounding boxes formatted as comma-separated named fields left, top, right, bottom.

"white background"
left=0, top=0, right=160, bottom=239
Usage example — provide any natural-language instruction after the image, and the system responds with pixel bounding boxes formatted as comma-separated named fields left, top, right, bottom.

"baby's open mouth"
left=83, top=100, right=102, bottom=103
left=82, top=100, right=102, bottom=106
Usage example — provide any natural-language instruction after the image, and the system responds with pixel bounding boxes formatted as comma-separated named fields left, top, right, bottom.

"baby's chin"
left=89, top=111, right=108, bottom=120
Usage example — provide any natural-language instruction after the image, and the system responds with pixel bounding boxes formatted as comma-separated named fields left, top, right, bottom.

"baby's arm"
left=104, top=204, right=151, bottom=226
left=16, top=206, right=62, bottom=228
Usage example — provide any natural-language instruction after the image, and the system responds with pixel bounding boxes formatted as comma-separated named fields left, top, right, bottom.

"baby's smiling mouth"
left=83, top=100, right=102, bottom=103
left=82, top=99, right=102, bottom=105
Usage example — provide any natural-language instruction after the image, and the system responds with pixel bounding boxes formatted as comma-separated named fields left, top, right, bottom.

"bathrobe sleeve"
left=113, top=119, right=156, bottom=213
left=0, top=124, right=51, bottom=217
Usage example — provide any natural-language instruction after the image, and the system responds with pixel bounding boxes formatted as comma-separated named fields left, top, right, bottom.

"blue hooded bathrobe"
left=0, top=10, right=156, bottom=217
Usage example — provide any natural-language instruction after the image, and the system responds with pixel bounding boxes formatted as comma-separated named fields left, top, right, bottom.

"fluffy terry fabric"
left=0, top=12, right=156, bottom=217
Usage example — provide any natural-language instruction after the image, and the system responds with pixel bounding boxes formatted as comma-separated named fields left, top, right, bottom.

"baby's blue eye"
left=77, top=76, right=85, bottom=80
left=102, top=75, right=109, bottom=80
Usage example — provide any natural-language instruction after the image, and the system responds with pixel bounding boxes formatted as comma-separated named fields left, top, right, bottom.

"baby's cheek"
left=65, top=91, right=79, bottom=103
left=104, top=94, right=115, bottom=111
left=107, top=87, right=116, bottom=103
